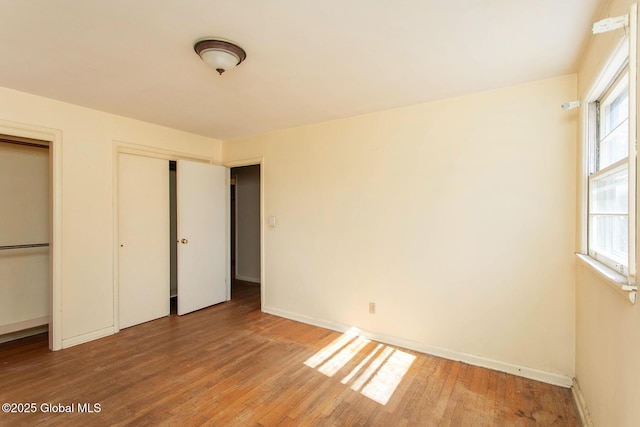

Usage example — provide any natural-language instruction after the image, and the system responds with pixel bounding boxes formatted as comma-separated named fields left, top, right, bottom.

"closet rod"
left=0, top=135, right=50, bottom=149
left=0, top=243, right=49, bottom=250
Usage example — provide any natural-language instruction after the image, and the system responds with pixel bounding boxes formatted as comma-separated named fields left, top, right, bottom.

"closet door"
left=177, top=160, right=228, bottom=315
left=118, top=153, right=170, bottom=329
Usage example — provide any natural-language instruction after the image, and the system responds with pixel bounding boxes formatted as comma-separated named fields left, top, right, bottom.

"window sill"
left=576, top=253, right=637, bottom=304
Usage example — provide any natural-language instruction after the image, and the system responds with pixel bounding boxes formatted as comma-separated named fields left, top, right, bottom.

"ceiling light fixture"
left=194, top=38, right=246, bottom=75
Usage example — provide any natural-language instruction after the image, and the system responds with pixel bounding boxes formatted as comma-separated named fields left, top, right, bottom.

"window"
left=588, top=68, right=630, bottom=274
left=583, top=4, right=638, bottom=302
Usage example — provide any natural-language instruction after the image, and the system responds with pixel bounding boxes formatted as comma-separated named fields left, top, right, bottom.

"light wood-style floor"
left=0, top=281, right=580, bottom=426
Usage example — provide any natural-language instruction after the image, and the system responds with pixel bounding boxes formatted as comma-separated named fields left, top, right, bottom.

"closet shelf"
left=0, top=243, right=49, bottom=250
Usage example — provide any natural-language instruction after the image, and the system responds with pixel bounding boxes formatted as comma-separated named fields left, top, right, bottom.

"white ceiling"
left=0, top=0, right=605, bottom=140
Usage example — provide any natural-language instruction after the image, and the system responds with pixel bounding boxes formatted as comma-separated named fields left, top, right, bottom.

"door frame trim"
left=224, top=158, right=265, bottom=309
left=112, top=140, right=220, bottom=332
left=0, top=119, right=63, bottom=350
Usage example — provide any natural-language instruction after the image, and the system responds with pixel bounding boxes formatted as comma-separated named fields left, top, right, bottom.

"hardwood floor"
left=0, top=281, right=580, bottom=426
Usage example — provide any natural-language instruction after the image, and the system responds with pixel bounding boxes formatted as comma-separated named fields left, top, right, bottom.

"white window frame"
left=587, top=67, right=630, bottom=274
left=579, top=3, right=638, bottom=303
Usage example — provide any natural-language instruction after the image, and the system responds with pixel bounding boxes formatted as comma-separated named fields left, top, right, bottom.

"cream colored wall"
left=224, top=75, right=577, bottom=381
left=575, top=264, right=640, bottom=426
left=0, top=86, right=221, bottom=346
left=575, top=0, right=640, bottom=425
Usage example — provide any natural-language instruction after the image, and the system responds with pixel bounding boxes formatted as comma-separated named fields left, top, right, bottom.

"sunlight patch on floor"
left=341, top=343, right=383, bottom=385
left=304, top=329, right=415, bottom=405
left=318, top=335, right=370, bottom=377
left=360, top=348, right=416, bottom=405
left=304, top=327, right=360, bottom=369
left=350, top=345, right=394, bottom=392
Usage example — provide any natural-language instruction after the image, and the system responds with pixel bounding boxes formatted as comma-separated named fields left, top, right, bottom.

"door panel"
left=118, top=154, right=170, bottom=328
left=177, top=160, right=228, bottom=315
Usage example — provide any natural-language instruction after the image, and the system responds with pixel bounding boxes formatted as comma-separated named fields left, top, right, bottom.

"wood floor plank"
left=482, top=368, right=499, bottom=425
left=434, top=359, right=463, bottom=424
left=0, top=281, right=581, bottom=426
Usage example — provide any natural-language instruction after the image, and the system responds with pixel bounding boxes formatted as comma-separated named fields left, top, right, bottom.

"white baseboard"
left=572, top=378, right=593, bottom=427
left=62, top=326, right=116, bottom=349
left=262, top=306, right=573, bottom=388
left=235, top=274, right=260, bottom=283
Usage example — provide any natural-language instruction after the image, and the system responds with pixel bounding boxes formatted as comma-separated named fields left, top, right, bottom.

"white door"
left=118, top=153, right=170, bottom=328
left=177, top=160, right=229, bottom=315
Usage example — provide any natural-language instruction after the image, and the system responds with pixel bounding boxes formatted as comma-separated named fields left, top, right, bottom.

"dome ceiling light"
left=194, top=38, right=247, bottom=75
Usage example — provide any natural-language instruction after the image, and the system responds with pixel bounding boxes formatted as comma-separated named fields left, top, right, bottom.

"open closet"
left=231, top=165, right=261, bottom=284
left=0, top=136, right=50, bottom=343
left=118, top=153, right=229, bottom=329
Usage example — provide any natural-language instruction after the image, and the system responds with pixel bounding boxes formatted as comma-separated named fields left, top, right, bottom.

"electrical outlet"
left=369, top=302, right=376, bottom=314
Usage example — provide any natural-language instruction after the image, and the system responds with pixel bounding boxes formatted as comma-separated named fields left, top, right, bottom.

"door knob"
left=181, top=238, right=188, bottom=244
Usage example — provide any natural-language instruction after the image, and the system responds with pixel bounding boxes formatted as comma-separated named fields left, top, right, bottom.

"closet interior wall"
left=0, top=136, right=49, bottom=343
